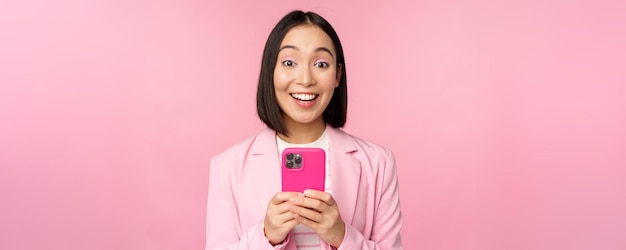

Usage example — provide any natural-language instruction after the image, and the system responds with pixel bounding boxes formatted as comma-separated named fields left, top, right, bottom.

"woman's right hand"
left=264, top=192, right=299, bottom=245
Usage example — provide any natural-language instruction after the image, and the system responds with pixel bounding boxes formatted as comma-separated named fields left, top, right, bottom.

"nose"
left=296, top=64, right=315, bottom=87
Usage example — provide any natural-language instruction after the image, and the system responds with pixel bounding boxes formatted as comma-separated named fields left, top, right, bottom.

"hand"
left=288, top=189, right=346, bottom=247
left=264, top=192, right=300, bottom=245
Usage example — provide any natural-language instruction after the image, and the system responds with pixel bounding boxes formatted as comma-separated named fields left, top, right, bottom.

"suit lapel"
left=327, top=127, right=360, bottom=226
left=249, top=128, right=282, bottom=209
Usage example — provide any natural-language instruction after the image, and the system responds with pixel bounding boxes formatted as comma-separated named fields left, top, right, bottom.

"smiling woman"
left=273, top=24, right=342, bottom=143
left=205, top=10, right=402, bottom=250
left=256, top=11, right=348, bottom=144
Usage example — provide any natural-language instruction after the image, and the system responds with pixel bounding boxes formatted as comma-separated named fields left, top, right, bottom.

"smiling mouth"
left=290, top=93, right=318, bottom=101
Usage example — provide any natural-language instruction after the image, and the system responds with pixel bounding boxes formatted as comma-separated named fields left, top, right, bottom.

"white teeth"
left=291, top=93, right=317, bottom=101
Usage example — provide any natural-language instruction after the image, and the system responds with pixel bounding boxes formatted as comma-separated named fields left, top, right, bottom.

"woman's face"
left=273, top=24, right=341, bottom=128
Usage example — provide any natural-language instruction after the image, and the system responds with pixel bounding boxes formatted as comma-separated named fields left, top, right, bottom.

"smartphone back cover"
left=281, top=147, right=326, bottom=193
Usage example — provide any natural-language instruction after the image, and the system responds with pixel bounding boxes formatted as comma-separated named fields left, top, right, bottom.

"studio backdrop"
left=1, top=0, right=625, bottom=249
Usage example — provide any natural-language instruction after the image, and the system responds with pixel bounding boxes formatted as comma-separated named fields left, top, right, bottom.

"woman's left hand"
left=288, top=189, right=346, bottom=248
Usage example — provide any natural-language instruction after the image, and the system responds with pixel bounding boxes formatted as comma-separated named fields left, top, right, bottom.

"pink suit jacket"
left=206, top=126, right=402, bottom=249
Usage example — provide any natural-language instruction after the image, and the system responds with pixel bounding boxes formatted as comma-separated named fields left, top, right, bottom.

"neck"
left=278, top=118, right=326, bottom=144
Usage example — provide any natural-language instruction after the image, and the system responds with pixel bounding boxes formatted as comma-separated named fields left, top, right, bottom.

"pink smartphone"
left=281, top=147, right=326, bottom=193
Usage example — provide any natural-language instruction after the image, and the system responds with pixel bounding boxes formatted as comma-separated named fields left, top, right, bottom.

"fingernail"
left=289, top=197, right=297, bottom=202
left=298, top=193, right=304, bottom=197
left=304, top=190, right=312, bottom=195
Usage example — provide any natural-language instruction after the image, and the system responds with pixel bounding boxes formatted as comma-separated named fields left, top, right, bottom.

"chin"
left=287, top=113, right=323, bottom=125
left=292, top=118, right=318, bottom=124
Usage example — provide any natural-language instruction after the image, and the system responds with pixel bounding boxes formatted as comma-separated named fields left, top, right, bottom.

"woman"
left=206, top=10, right=403, bottom=249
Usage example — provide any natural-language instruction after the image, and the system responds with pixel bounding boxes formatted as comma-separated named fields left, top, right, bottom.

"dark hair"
left=256, top=10, right=347, bottom=136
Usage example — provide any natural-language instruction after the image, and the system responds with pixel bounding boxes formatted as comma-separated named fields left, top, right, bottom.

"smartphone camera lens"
left=285, top=152, right=303, bottom=169
left=294, top=154, right=302, bottom=165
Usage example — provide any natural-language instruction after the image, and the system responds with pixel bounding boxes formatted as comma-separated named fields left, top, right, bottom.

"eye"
left=282, top=60, right=296, bottom=67
left=314, top=61, right=329, bottom=68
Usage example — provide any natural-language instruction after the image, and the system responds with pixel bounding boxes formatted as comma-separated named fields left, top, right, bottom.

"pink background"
left=1, top=0, right=625, bottom=249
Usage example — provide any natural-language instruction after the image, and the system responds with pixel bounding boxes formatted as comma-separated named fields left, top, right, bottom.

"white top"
left=276, top=129, right=330, bottom=249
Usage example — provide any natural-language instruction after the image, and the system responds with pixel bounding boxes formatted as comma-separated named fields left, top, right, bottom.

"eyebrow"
left=278, top=45, right=335, bottom=58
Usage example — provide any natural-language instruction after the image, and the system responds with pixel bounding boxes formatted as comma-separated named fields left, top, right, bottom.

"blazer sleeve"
left=205, top=157, right=291, bottom=250
left=337, top=149, right=403, bottom=250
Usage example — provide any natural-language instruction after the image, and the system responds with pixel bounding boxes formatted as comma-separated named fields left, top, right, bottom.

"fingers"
left=293, top=213, right=318, bottom=229
left=273, top=211, right=297, bottom=224
left=288, top=191, right=338, bottom=223
left=289, top=203, right=322, bottom=223
left=269, top=193, right=300, bottom=223
left=270, top=192, right=300, bottom=205
left=265, top=192, right=302, bottom=244
left=287, top=191, right=346, bottom=248
left=290, top=190, right=336, bottom=211
left=290, top=195, right=326, bottom=212
left=303, top=189, right=336, bottom=206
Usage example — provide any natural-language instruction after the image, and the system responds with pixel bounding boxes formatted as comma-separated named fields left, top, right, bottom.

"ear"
left=335, top=63, right=343, bottom=88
